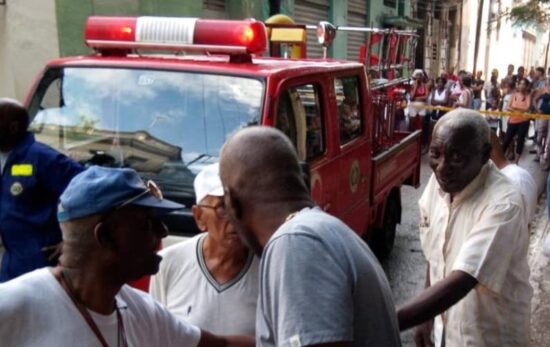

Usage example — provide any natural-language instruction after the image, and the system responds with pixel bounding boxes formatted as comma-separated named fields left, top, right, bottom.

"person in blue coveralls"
left=0, top=98, right=83, bottom=282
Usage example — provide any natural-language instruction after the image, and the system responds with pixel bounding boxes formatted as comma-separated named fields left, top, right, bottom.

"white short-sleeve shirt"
left=419, top=163, right=532, bottom=347
left=150, top=234, right=259, bottom=336
left=0, top=268, right=201, bottom=347
left=500, top=163, right=537, bottom=222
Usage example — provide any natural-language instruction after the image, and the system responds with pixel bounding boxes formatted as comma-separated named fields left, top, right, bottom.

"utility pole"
left=473, top=0, right=485, bottom=75
left=545, top=30, right=550, bottom=72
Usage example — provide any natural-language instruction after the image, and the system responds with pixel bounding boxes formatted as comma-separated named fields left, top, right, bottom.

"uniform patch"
left=10, top=182, right=23, bottom=196
left=11, top=164, right=33, bottom=176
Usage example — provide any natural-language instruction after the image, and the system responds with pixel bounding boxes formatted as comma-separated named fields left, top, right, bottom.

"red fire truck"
left=24, top=16, right=421, bottom=257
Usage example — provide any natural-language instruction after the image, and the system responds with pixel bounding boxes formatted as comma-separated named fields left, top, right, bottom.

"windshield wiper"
left=184, top=153, right=213, bottom=168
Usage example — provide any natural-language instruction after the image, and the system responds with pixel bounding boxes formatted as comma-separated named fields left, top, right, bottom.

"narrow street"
left=380, top=155, right=430, bottom=346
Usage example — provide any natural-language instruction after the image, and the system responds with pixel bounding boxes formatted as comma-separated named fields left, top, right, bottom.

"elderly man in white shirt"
left=397, top=109, right=532, bottom=347
left=150, top=163, right=258, bottom=336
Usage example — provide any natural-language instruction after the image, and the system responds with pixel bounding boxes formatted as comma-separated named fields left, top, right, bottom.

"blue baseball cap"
left=57, top=166, right=184, bottom=222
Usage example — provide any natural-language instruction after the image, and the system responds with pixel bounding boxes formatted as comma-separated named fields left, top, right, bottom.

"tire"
left=370, top=194, right=399, bottom=258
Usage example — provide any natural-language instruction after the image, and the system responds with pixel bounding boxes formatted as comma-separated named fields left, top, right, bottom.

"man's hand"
left=197, top=330, right=254, bottom=347
left=42, top=242, right=63, bottom=264
left=414, top=320, right=434, bottom=347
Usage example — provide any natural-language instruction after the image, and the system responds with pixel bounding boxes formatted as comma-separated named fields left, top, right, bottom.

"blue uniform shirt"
left=0, top=133, right=83, bottom=281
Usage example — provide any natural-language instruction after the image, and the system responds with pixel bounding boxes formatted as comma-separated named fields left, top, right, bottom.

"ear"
left=192, top=205, right=207, bottom=233
left=93, top=222, right=117, bottom=250
left=225, top=187, right=243, bottom=221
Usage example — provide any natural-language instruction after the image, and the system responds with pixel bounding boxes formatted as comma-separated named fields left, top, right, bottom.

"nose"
left=431, top=156, right=449, bottom=177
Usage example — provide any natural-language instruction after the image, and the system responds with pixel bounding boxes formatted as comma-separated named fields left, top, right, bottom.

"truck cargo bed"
left=371, top=130, right=421, bottom=205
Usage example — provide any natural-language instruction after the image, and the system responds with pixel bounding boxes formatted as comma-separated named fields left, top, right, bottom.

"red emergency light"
left=85, top=16, right=268, bottom=55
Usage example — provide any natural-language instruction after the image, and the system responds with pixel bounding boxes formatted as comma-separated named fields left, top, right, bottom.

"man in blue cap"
left=0, top=98, right=83, bottom=281
left=0, top=166, right=254, bottom=347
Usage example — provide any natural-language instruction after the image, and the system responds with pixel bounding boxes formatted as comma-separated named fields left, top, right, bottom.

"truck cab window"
left=276, top=84, right=324, bottom=161
left=335, top=76, right=362, bottom=144
left=27, top=67, right=264, bottom=209
left=275, top=91, right=298, bottom=149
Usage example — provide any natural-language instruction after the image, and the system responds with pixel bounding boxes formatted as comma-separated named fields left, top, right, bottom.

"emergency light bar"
left=85, top=16, right=268, bottom=55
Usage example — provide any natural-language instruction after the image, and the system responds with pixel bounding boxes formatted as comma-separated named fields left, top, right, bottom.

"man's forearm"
left=197, top=331, right=255, bottom=347
left=397, top=270, right=477, bottom=331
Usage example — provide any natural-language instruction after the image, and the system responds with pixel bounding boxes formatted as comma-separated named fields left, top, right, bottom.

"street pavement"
left=509, top=142, right=549, bottom=347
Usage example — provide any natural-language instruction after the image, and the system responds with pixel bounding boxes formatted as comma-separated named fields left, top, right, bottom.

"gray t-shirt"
left=257, top=207, right=402, bottom=347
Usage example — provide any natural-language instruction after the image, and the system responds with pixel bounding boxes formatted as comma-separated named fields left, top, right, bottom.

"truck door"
left=332, top=74, right=372, bottom=234
left=272, top=80, right=338, bottom=214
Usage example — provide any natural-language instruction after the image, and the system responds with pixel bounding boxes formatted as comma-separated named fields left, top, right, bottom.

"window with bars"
left=384, top=0, right=397, bottom=8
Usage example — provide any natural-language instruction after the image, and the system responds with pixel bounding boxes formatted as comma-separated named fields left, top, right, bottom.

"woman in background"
left=502, top=78, right=532, bottom=163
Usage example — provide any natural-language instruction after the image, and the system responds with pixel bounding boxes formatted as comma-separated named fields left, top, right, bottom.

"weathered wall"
left=0, top=0, right=59, bottom=101
left=369, top=0, right=398, bottom=27
left=55, top=0, right=203, bottom=56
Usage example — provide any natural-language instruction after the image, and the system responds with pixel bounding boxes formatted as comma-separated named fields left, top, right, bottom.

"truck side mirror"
left=299, top=161, right=311, bottom=193
left=316, top=21, right=336, bottom=47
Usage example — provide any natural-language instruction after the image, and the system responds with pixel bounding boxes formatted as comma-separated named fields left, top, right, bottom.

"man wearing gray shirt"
left=219, top=127, right=401, bottom=347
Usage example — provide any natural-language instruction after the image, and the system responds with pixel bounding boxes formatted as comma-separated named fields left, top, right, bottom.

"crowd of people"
left=408, top=65, right=550, bottom=166
left=0, top=68, right=548, bottom=347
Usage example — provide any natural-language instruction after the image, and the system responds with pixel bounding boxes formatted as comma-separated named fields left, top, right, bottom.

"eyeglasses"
left=197, top=200, right=228, bottom=219
left=117, top=180, right=163, bottom=210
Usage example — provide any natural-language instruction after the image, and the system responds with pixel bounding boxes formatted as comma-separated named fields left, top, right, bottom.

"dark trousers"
left=502, top=121, right=530, bottom=155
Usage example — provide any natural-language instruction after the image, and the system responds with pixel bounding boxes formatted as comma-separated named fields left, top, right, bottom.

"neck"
left=491, top=156, right=509, bottom=170
left=250, top=199, right=314, bottom=249
left=202, top=234, right=249, bottom=284
left=54, top=264, right=122, bottom=315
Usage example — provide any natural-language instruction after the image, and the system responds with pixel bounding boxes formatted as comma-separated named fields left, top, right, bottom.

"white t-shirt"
left=433, top=88, right=447, bottom=103
left=500, top=163, right=537, bottom=222
left=0, top=268, right=201, bottom=347
left=150, top=234, right=258, bottom=336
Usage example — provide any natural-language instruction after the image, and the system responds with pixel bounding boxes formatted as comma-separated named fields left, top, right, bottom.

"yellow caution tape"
left=11, top=164, right=33, bottom=176
left=412, top=104, right=550, bottom=120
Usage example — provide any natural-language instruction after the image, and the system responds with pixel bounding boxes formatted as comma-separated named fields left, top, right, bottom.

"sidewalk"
left=529, top=209, right=550, bottom=346
left=518, top=143, right=550, bottom=346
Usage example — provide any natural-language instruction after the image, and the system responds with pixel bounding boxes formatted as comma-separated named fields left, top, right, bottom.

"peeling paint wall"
left=0, top=0, right=59, bottom=101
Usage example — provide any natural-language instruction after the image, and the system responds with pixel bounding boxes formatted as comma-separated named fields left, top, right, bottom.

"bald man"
left=398, top=110, right=532, bottom=347
left=219, top=126, right=401, bottom=347
left=0, top=99, right=82, bottom=281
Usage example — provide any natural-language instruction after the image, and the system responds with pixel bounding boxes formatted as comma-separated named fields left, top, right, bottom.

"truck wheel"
left=371, top=195, right=399, bottom=258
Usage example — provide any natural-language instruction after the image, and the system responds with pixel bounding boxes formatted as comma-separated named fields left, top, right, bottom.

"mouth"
left=437, top=176, right=455, bottom=188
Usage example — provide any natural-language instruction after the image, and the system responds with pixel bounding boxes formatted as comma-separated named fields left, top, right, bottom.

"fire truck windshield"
left=28, top=67, right=264, bottom=204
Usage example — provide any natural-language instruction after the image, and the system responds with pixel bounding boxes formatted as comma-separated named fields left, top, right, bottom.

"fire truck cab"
left=25, top=16, right=421, bottom=257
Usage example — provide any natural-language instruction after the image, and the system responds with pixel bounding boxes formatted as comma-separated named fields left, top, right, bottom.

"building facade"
left=418, top=0, right=550, bottom=80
